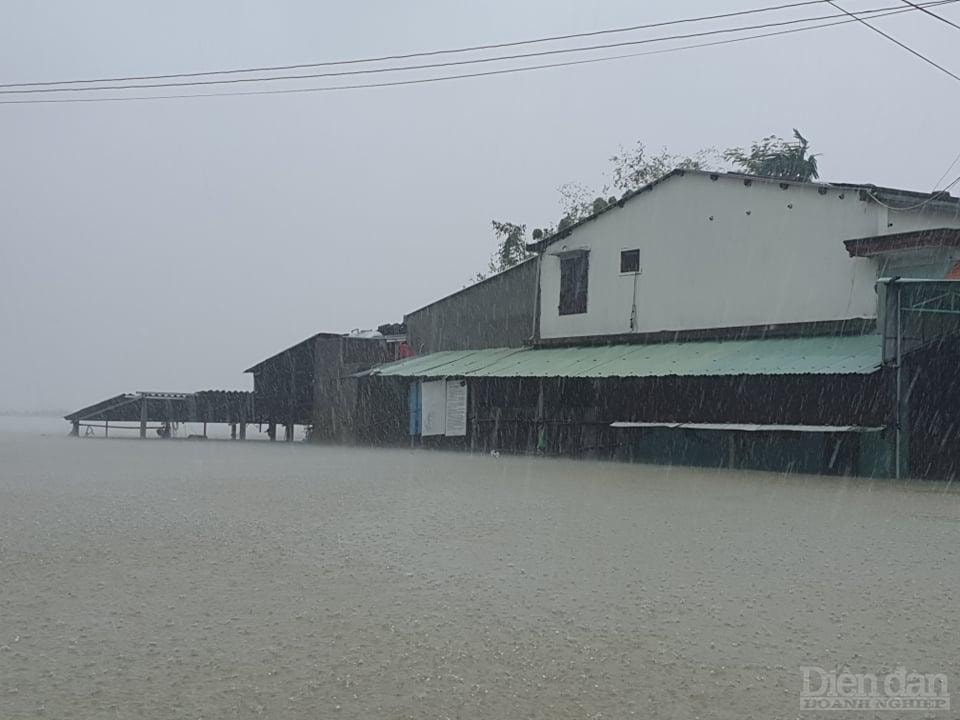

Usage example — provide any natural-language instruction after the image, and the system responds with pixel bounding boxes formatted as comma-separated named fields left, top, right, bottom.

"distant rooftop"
left=244, top=330, right=406, bottom=373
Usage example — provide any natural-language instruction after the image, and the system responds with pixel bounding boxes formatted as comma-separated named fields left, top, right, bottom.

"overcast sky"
left=1, top=0, right=959, bottom=412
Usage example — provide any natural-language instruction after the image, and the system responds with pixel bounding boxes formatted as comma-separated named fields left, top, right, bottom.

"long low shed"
left=363, top=334, right=882, bottom=379
left=355, top=333, right=899, bottom=476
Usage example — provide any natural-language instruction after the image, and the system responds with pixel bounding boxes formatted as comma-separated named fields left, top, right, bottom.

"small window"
left=559, top=252, right=589, bottom=315
left=620, top=249, right=640, bottom=274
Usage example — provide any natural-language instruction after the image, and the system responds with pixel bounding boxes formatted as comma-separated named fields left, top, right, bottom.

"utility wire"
left=899, top=0, right=960, bottom=29
left=0, top=0, right=837, bottom=89
left=826, top=0, right=960, bottom=82
left=0, top=1, right=953, bottom=105
left=850, top=0, right=960, bottom=209
left=866, top=150, right=960, bottom=212
left=866, top=172, right=960, bottom=211
left=0, top=1, right=948, bottom=96
left=933, top=149, right=960, bottom=188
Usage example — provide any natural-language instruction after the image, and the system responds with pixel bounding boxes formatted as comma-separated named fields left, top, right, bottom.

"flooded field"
left=1, top=429, right=958, bottom=719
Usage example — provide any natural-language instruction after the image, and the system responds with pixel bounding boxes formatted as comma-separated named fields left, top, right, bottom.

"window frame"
left=558, top=251, right=589, bottom=316
left=620, top=248, right=640, bottom=274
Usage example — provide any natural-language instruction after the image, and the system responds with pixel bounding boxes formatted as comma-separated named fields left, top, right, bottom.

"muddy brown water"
left=1, top=430, right=958, bottom=719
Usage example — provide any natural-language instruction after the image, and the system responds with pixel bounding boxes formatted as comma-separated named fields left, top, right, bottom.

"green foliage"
left=475, top=221, right=531, bottom=282
left=609, top=143, right=720, bottom=194
left=492, top=220, right=529, bottom=270
left=548, top=147, right=719, bottom=235
left=723, top=129, right=819, bottom=181
left=478, top=130, right=821, bottom=280
left=556, top=182, right=595, bottom=227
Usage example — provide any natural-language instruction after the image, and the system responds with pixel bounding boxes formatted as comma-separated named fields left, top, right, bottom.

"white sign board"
left=421, top=380, right=446, bottom=436
left=444, top=380, right=468, bottom=437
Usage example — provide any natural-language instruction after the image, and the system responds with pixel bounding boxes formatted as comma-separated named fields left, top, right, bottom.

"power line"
left=899, top=0, right=960, bottom=29
left=0, top=1, right=953, bottom=105
left=867, top=172, right=960, bottom=211
left=0, top=0, right=837, bottom=89
left=826, top=0, right=960, bottom=82
left=852, top=0, right=960, bottom=210
left=933, top=149, right=960, bottom=188
left=866, top=151, right=960, bottom=213
left=0, top=0, right=948, bottom=96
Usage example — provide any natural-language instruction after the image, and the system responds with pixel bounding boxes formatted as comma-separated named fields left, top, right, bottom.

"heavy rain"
left=2, top=430, right=958, bottom=718
left=3, top=1, right=960, bottom=718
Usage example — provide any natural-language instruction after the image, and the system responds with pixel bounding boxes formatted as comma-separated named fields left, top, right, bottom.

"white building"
left=365, top=168, right=960, bottom=479
left=528, top=170, right=960, bottom=342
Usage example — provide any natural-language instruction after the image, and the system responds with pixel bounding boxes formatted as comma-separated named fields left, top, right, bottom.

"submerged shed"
left=357, top=333, right=895, bottom=475
left=244, top=331, right=410, bottom=442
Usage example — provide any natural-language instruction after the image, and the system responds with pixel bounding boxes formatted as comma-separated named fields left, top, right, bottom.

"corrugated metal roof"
left=245, top=331, right=406, bottom=373
left=367, top=334, right=882, bottom=379
left=609, top=422, right=883, bottom=432
left=844, top=227, right=960, bottom=257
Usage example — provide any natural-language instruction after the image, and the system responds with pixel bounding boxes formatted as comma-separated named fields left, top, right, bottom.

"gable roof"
left=526, top=168, right=960, bottom=253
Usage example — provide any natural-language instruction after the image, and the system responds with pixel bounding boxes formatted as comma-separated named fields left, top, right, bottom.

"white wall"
left=538, top=172, right=960, bottom=340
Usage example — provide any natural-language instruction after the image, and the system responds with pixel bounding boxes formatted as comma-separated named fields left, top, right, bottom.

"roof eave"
left=843, top=227, right=960, bottom=257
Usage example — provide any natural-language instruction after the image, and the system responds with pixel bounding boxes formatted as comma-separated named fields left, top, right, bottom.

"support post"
left=285, top=423, right=294, bottom=442
left=230, top=423, right=237, bottom=440
left=239, top=423, right=246, bottom=440
left=535, top=378, right=546, bottom=454
left=140, top=396, right=148, bottom=439
left=894, top=284, right=907, bottom=479
left=105, top=420, right=109, bottom=438
left=268, top=422, right=276, bottom=441
left=71, top=421, right=80, bottom=437
left=203, top=421, right=208, bottom=439
left=469, top=382, right=477, bottom=453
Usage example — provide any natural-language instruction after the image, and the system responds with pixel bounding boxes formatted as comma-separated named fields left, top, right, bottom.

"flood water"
left=2, top=425, right=958, bottom=718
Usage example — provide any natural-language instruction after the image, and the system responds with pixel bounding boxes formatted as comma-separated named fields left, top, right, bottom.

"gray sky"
left=2, top=0, right=959, bottom=412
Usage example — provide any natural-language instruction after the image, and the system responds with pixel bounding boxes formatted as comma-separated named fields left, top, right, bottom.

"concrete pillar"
left=70, top=421, right=80, bottom=437
left=268, top=422, right=276, bottom=441
left=230, top=423, right=237, bottom=440
left=139, top=397, right=148, bottom=439
left=285, top=423, right=294, bottom=442
left=239, top=423, right=247, bottom=440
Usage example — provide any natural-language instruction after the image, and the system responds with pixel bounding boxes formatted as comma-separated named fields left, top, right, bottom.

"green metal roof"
left=367, top=334, right=883, bottom=379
